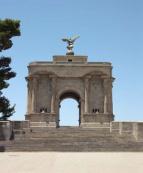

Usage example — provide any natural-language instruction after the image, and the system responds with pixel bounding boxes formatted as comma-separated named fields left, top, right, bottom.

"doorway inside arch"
left=58, top=91, right=81, bottom=127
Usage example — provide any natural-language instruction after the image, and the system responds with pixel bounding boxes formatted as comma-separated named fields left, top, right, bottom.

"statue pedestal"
left=53, top=55, right=87, bottom=63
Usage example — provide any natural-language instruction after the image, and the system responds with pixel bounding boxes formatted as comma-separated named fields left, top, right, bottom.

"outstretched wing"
left=62, top=38, right=69, bottom=42
left=71, top=35, right=80, bottom=42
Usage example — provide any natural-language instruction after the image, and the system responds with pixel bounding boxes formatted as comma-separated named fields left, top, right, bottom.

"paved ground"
left=0, top=152, right=143, bottom=173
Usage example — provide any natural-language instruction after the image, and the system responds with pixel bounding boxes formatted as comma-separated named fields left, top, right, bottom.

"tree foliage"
left=0, top=19, right=20, bottom=51
left=0, top=19, right=20, bottom=120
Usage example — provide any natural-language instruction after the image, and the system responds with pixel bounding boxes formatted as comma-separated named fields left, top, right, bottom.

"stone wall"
left=12, top=120, right=30, bottom=129
left=1, top=120, right=143, bottom=141
left=0, top=121, right=12, bottom=140
left=111, top=121, right=143, bottom=141
left=0, top=121, right=30, bottom=140
left=136, top=122, right=143, bottom=141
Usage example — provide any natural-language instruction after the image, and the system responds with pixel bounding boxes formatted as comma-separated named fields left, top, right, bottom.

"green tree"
left=0, top=19, right=20, bottom=120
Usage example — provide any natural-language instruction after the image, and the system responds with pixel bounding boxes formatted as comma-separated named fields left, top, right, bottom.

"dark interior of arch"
left=60, top=91, right=80, bottom=102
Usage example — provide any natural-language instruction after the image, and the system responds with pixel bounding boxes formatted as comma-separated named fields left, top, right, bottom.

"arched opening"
left=60, top=98, right=79, bottom=126
left=58, top=91, right=81, bottom=127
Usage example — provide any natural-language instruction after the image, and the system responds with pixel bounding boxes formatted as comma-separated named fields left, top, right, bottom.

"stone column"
left=104, top=95, right=108, bottom=114
left=31, top=76, right=38, bottom=113
left=26, top=77, right=32, bottom=114
left=49, top=75, right=57, bottom=127
left=79, top=98, right=84, bottom=124
left=103, top=78, right=108, bottom=114
left=84, top=76, right=90, bottom=113
left=50, top=76, right=57, bottom=113
left=103, top=78, right=113, bottom=114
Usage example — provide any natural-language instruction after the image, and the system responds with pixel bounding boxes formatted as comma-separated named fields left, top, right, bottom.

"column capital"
left=103, top=78, right=113, bottom=90
left=103, top=77, right=114, bottom=83
left=26, top=75, right=40, bottom=81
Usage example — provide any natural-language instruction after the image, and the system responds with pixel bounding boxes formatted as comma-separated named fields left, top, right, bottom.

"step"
left=0, top=127, right=141, bottom=152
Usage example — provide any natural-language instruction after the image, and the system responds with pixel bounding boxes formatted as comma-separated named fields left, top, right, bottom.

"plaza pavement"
left=0, top=152, right=143, bottom=173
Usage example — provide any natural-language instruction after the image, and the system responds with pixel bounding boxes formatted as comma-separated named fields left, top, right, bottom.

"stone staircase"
left=1, top=126, right=143, bottom=152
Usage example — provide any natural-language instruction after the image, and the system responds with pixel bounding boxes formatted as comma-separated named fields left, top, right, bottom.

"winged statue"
left=62, top=35, right=80, bottom=55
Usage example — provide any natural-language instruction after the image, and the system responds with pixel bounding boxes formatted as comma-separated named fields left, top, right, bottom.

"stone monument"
left=25, top=36, right=114, bottom=127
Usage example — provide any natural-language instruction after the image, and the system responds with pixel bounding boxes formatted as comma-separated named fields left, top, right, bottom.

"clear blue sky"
left=1, top=0, right=143, bottom=122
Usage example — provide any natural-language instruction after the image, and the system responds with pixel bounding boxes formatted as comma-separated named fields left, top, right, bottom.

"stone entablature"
left=25, top=55, right=114, bottom=127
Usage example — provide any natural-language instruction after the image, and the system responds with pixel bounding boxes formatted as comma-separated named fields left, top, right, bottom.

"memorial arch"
left=25, top=55, right=114, bottom=128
